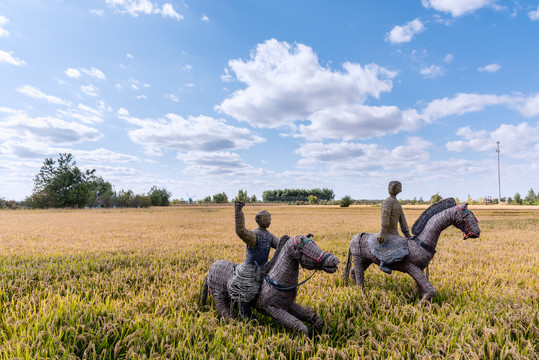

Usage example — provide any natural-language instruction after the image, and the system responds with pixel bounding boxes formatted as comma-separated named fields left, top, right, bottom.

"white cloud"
left=159, top=3, right=183, bottom=20
left=120, top=112, right=265, bottom=155
left=0, top=15, right=9, bottom=37
left=65, top=67, right=105, bottom=80
left=528, top=5, right=539, bottom=20
left=136, top=95, right=148, bottom=100
left=420, top=64, right=445, bottom=78
left=0, top=50, right=25, bottom=66
left=201, top=14, right=209, bottom=22
left=478, top=63, right=501, bottom=72
left=17, top=85, right=71, bottom=106
left=296, top=137, right=432, bottom=174
left=178, top=151, right=270, bottom=176
left=182, top=64, right=193, bottom=71
left=443, top=54, right=454, bottom=63
left=298, top=105, right=422, bottom=141
left=0, top=110, right=102, bottom=148
left=71, top=148, right=139, bottom=163
left=81, top=67, right=106, bottom=80
left=117, top=108, right=130, bottom=116
left=65, top=68, right=81, bottom=78
left=90, top=9, right=105, bottom=16
left=80, top=84, right=99, bottom=97
left=165, top=94, right=179, bottom=102
left=516, top=94, right=539, bottom=117
left=421, top=0, right=497, bottom=17
left=126, top=52, right=134, bottom=59
left=386, top=19, right=425, bottom=44
left=421, top=93, right=515, bottom=121
left=57, top=103, right=104, bottom=124
left=106, top=0, right=183, bottom=20
left=446, top=123, right=539, bottom=160
left=216, top=39, right=397, bottom=129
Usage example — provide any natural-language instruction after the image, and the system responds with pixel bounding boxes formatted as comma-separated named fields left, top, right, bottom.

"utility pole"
left=496, top=141, right=501, bottom=202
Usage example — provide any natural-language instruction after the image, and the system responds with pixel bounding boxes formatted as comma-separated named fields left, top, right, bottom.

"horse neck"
left=267, top=242, right=299, bottom=284
left=417, top=206, right=459, bottom=249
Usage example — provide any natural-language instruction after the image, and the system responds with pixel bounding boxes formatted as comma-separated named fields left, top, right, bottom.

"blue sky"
left=1, top=0, right=539, bottom=202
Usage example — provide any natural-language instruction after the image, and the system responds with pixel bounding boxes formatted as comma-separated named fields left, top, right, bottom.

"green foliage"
left=149, top=186, right=171, bottom=206
left=262, top=188, right=335, bottom=202
left=250, top=194, right=257, bottom=202
left=235, top=189, right=248, bottom=202
left=308, top=195, right=318, bottom=204
left=203, top=196, right=212, bottom=203
left=340, top=195, right=352, bottom=207
left=430, top=192, right=443, bottom=204
left=116, top=189, right=151, bottom=208
left=27, top=153, right=112, bottom=208
left=212, top=192, right=228, bottom=203
left=525, top=188, right=537, bottom=204
left=514, top=192, right=523, bottom=205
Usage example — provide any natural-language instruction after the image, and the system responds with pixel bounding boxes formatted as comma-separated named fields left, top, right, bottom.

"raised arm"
left=235, top=201, right=257, bottom=247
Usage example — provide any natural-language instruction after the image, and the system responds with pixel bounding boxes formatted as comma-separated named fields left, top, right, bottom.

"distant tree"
left=149, top=186, right=171, bottom=206
left=28, top=153, right=102, bottom=208
left=235, top=189, right=248, bottom=202
left=250, top=194, right=257, bottom=202
left=507, top=197, right=513, bottom=204
left=212, top=192, right=228, bottom=203
left=429, top=193, right=443, bottom=204
left=340, top=195, right=352, bottom=207
left=525, top=188, right=536, bottom=204
left=203, top=195, right=212, bottom=203
left=308, top=195, right=318, bottom=204
left=514, top=192, right=522, bottom=205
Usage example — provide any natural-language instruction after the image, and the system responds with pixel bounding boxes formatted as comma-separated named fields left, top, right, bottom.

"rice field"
left=0, top=205, right=538, bottom=359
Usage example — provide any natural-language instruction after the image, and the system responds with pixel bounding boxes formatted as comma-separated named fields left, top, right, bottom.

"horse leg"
left=212, top=291, right=235, bottom=320
left=265, top=306, right=309, bottom=336
left=289, top=303, right=323, bottom=334
left=352, top=255, right=369, bottom=290
left=406, top=265, right=437, bottom=303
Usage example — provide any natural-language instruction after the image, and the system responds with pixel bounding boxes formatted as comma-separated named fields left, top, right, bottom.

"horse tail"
left=341, top=247, right=353, bottom=285
left=198, top=275, right=209, bottom=308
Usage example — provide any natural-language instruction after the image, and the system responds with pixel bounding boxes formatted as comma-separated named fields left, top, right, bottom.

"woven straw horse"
left=199, top=235, right=339, bottom=336
left=342, top=198, right=480, bottom=302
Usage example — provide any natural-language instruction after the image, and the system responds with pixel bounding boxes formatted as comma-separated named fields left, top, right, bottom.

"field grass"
left=0, top=205, right=538, bottom=359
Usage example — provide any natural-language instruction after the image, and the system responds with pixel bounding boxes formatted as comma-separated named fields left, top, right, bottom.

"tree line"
left=23, top=153, right=171, bottom=209
left=262, top=188, right=335, bottom=202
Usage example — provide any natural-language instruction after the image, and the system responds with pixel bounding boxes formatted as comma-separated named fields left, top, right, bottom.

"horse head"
left=291, top=235, right=339, bottom=273
left=456, top=204, right=480, bottom=239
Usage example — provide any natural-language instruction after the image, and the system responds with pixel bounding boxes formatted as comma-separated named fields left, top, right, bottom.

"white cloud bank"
left=118, top=110, right=265, bottom=156
left=105, top=0, right=183, bottom=20
left=17, top=85, right=71, bottom=106
left=0, top=50, right=25, bottom=66
left=0, top=15, right=9, bottom=37
left=528, top=5, right=539, bottom=20
left=421, top=0, right=497, bottom=17
left=216, top=39, right=421, bottom=141
left=478, top=63, right=501, bottom=72
left=386, top=19, right=425, bottom=44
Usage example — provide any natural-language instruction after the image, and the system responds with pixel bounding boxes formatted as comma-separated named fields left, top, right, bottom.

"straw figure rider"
left=227, top=201, right=279, bottom=318
left=377, top=181, right=411, bottom=274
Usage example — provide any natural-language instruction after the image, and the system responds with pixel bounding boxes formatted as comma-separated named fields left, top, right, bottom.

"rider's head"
left=388, top=181, right=402, bottom=196
left=255, top=210, right=271, bottom=229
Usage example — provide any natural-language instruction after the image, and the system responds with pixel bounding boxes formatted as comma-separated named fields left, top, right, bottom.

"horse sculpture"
left=342, top=198, right=480, bottom=302
left=199, top=235, right=339, bottom=336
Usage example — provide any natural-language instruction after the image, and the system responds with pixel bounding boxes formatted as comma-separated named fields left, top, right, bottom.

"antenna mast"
left=496, top=141, right=501, bottom=202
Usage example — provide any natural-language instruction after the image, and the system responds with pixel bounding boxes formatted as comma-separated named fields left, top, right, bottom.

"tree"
left=429, top=193, right=443, bottom=204
left=212, top=192, right=228, bottom=203
left=203, top=196, right=212, bottom=203
left=149, top=186, right=171, bottom=206
left=235, top=189, right=248, bottom=202
left=525, top=188, right=536, bottom=204
left=514, top=192, right=522, bottom=205
left=28, top=153, right=101, bottom=208
left=250, top=194, right=257, bottom=202
left=340, top=195, right=352, bottom=207
left=308, top=195, right=318, bottom=204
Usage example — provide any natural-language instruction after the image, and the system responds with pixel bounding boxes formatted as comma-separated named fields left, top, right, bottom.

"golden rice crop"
left=0, top=205, right=537, bottom=359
